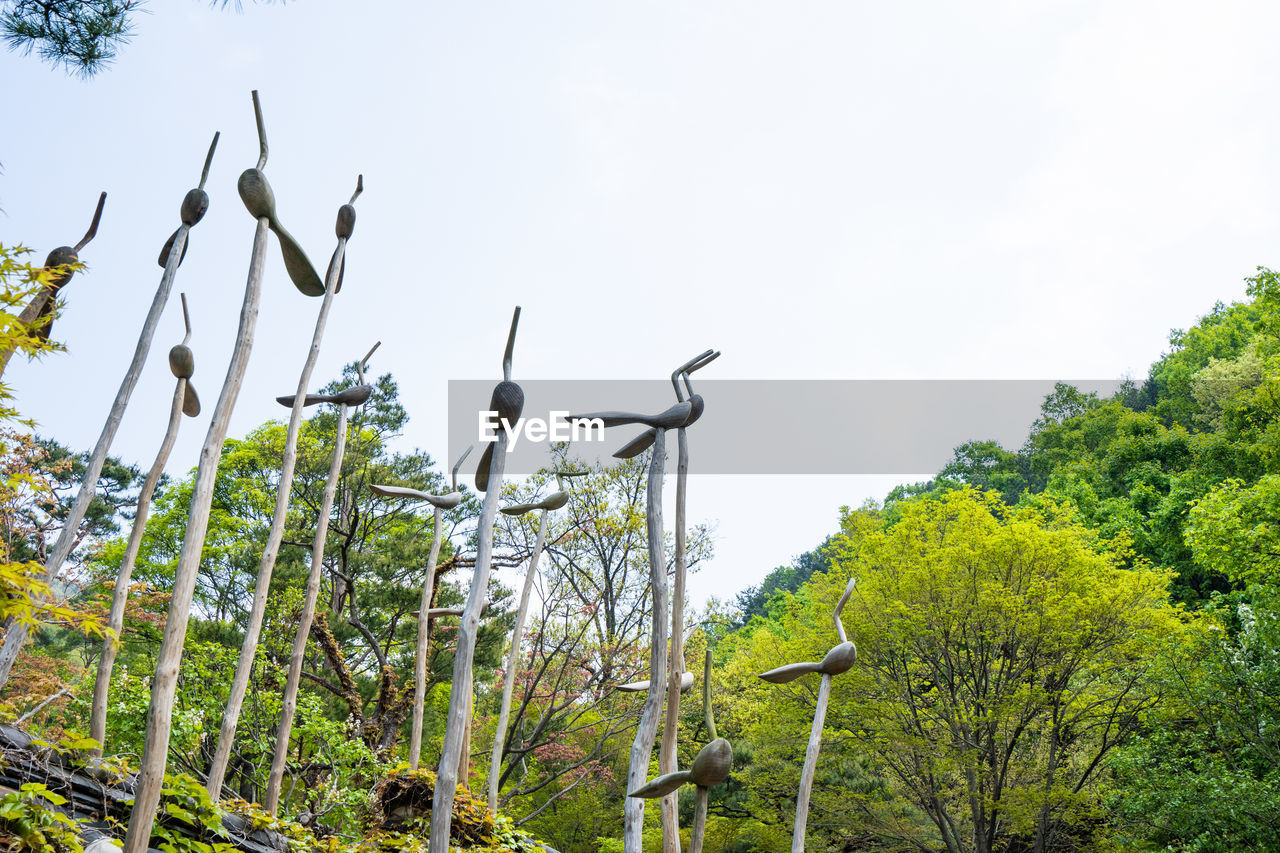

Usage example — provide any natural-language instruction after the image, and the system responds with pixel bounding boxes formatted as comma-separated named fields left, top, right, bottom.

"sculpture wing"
left=370, top=483, right=433, bottom=501
left=326, top=246, right=346, bottom=294
left=628, top=770, right=693, bottom=799
left=475, top=443, right=495, bottom=492
left=157, top=228, right=189, bottom=269
left=182, top=383, right=201, bottom=418
left=501, top=501, right=541, bottom=517
left=426, top=492, right=463, bottom=510
left=613, top=428, right=657, bottom=459
left=275, top=393, right=323, bottom=408
left=271, top=221, right=324, bottom=296
left=568, top=411, right=654, bottom=428
left=758, top=661, right=823, bottom=684
left=615, top=678, right=652, bottom=693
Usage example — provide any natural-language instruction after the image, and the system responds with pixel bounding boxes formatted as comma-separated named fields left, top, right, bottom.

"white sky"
left=3, top=1, right=1277, bottom=607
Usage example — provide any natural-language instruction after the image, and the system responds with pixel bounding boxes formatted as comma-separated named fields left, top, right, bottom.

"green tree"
left=723, top=490, right=1183, bottom=853
left=1, top=0, right=281, bottom=76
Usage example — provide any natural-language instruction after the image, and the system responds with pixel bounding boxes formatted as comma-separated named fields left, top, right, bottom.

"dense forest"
left=2, top=253, right=1280, bottom=851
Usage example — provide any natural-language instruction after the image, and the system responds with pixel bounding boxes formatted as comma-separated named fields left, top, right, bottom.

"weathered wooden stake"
left=757, top=576, right=858, bottom=853
left=430, top=307, right=521, bottom=852
left=659, top=350, right=718, bottom=852
left=369, top=446, right=471, bottom=772
left=206, top=174, right=358, bottom=799
left=89, top=294, right=201, bottom=755
left=264, top=341, right=378, bottom=814
left=625, top=427, right=669, bottom=853
left=122, top=93, right=268, bottom=853
left=793, top=674, right=831, bottom=853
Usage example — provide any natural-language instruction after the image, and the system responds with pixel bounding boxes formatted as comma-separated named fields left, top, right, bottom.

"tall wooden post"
left=625, top=428, right=669, bottom=853
left=264, top=341, right=378, bottom=814
left=89, top=294, right=202, bottom=754
left=122, top=93, right=271, bottom=853
left=429, top=307, right=521, bottom=853
left=205, top=174, right=355, bottom=799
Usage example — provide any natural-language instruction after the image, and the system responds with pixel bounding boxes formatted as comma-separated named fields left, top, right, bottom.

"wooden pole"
left=264, top=342, right=376, bottom=813
left=430, top=306, right=519, bottom=853
left=88, top=293, right=200, bottom=755
left=0, top=138, right=217, bottom=689
left=792, top=673, right=831, bottom=853
left=408, top=504, right=445, bottom=771
left=431, top=430, right=506, bottom=849
left=122, top=134, right=269, bottom=851
left=206, top=176, right=359, bottom=800
left=625, top=429, right=669, bottom=853
left=487, top=507, right=548, bottom=809
left=689, top=786, right=709, bottom=853
left=659, top=425, right=689, bottom=852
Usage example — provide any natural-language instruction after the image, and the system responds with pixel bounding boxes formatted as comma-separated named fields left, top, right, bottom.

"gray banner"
left=447, top=380, right=1125, bottom=475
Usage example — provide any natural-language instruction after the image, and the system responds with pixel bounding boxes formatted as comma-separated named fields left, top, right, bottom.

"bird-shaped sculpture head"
left=610, top=349, right=720, bottom=460
left=157, top=133, right=219, bottom=268
left=33, top=192, right=106, bottom=343
left=500, top=469, right=587, bottom=517
left=758, top=577, right=858, bottom=683
left=476, top=307, right=523, bottom=492
left=370, top=444, right=472, bottom=511
left=235, top=90, right=324, bottom=297
left=167, top=294, right=201, bottom=418
left=628, top=649, right=732, bottom=798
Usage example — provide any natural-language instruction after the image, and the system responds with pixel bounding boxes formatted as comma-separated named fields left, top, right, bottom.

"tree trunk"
left=264, top=397, right=351, bottom=814
left=625, top=431, right=669, bottom=853
left=408, top=506, right=445, bottom=771
left=488, top=508, right=548, bottom=809
left=121, top=217, right=268, bottom=853
left=89, top=376, right=187, bottom=755
left=429, top=432, right=507, bottom=852
left=0, top=224, right=190, bottom=689
left=206, top=235, right=346, bottom=798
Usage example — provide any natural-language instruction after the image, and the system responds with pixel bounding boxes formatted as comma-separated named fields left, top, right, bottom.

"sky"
left=3, top=1, right=1279, bottom=608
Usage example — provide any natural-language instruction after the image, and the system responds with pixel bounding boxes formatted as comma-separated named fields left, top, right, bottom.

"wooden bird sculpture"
left=612, top=349, right=720, bottom=460
left=235, top=124, right=323, bottom=296
left=758, top=576, right=858, bottom=853
left=0, top=192, right=105, bottom=380
left=629, top=649, right=733, bottom=853
left=370, top=445, right=472, bottom=770
left=431, top=307, right=522, bottom=853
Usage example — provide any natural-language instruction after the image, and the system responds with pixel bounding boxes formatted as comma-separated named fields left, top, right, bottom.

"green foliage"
left=0, top=782, right=85, bottom=852
left=1108, top=586, right=1280, bottom=852
left=723, top=491, right=1184, bottom=853
left=0, top=245, right=68, bottom=423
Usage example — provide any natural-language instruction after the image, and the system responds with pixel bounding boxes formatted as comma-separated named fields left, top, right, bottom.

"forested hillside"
left=3, top=262, right=1280, bottom=852
left=711, top=268, right=1280, bottom=852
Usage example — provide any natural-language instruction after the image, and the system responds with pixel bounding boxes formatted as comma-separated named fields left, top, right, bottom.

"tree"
left=722, top=490, right=1183, bottom=853
left=1, top=0, right=281, bottom=76
left=1109, top=585, right=1280, bottom=852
